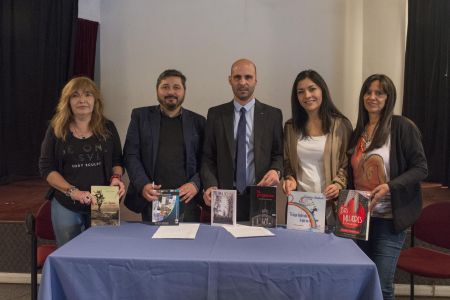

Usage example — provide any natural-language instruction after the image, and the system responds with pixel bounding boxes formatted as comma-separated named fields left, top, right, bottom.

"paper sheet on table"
left=222, top=224, right=275, bottom=238
left=152, top=223, right=200, bottom=239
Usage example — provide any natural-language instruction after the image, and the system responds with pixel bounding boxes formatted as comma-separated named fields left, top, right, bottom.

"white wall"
left=363, top=0, right=407, bottom=116
left=78, top=0, right=100, bottom=22
left=77, top=0, right=407, bottom=140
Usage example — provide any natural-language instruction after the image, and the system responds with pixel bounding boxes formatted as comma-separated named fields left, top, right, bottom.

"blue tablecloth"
left=38, top=223, right=382, bottom=300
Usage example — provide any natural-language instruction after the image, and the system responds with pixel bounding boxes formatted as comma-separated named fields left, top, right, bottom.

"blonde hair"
left=50, top=76, right=109, bottom=141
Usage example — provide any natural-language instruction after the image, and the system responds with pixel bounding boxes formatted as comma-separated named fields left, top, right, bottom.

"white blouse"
left=296, top=135, right=327, bottom=193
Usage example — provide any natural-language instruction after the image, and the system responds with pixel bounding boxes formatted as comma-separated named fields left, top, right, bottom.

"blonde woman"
left=39, top=77, right=124, bottom=247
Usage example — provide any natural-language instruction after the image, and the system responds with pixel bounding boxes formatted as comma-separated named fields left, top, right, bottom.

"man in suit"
left=201, top=59, right=283, bottom=221
left=124, top=69, right=205, bottom=222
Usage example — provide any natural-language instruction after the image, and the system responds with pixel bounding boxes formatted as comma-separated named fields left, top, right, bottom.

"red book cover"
left=335, top=190, right=371, bottom=240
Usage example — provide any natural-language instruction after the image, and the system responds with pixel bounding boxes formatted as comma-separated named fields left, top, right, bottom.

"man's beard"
left=234, top=87, right=254, bottom=101
left=158, top=96, right=184, bottom=111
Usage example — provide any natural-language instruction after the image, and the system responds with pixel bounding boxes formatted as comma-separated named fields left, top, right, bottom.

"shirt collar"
left=233, top=98, right=255, bottom=112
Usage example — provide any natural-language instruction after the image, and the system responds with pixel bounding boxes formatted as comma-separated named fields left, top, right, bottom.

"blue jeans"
left=51, top=199, right=90, bottom=247
left=357, top=217, right=406, bottom=300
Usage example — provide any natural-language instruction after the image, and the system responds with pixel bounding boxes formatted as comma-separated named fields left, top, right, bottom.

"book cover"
left=249, top=186, right=277, bottom=228
left=335, top=190, right=371, bottom=241
left=152, top=189, right=180, bottom=225
left=211, top=189, right=236, bottom=226
left=286, top=191, right=326, bottom=233
left=91, top=186, right=120, bottom=226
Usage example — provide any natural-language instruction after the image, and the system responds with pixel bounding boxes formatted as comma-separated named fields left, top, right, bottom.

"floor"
left=0, top=284, right=31, bottom=300
left=1, top=283, right=449, bottom=300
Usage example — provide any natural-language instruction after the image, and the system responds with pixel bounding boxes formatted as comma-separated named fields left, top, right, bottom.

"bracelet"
left=332, top=181, right=344, bottom=189
left=65, top=186, right=79, bottom=197
left=110, top=174, right=122, bottom=182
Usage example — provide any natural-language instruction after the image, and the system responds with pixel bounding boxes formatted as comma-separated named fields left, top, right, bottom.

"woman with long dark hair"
left=283, top=70, right=352, bottom=226
left=348, top=74, right=428, bottom=299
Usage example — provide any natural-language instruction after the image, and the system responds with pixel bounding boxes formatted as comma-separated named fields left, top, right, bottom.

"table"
left=39, top=223, right=382, bottom=300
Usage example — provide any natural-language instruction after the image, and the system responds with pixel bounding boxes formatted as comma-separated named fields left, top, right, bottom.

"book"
left=335, top=190, right=371, bottom=241
left=211, top=189, right=236, bottom=226
left=152, top=189, right=180, bottom=225
left=249, top=186, right=277, bottom=228
left=91, top=186, right=120, bottom=226
left=286, top=191, right=326, bottom=233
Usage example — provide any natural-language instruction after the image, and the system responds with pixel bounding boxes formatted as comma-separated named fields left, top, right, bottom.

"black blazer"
left=123, top=106, right=205, bottom=213
left=201, top=99, right=283, bottom=190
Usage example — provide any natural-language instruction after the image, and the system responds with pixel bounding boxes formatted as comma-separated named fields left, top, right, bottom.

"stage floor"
left=0, top=178, right=48, bottom=222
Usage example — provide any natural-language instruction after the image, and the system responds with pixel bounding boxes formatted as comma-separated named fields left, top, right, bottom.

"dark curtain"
left=403, top=0, right=450, bottom=186
left=0, top=0, right=78, bottom=184
left=73, top=18, right=99, bottom=79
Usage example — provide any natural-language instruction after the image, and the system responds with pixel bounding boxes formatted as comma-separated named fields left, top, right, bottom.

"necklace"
left=363, top=122, right=379, bottom=144
left=71, top=124, right=92, bottom=139
left=362, top=130, right=371, bottom=145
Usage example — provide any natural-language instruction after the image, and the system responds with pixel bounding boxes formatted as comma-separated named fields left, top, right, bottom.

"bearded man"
left=124, top=69, right=205, bottom=222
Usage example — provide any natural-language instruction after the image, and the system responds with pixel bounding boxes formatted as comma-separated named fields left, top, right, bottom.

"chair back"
left=35, top=200, right=55, bottom=240
left=414, top=201, right=450, bottom=249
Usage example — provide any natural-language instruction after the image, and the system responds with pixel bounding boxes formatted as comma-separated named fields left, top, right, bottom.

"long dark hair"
left=290, top=70, right=345, bottom=138
left=349, top=74, right=396, bottom=152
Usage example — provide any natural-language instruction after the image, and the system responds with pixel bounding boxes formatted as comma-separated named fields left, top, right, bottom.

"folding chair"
left=396, top=201, right=450, bottom=300
left=25, top=200, right=57, bottom=300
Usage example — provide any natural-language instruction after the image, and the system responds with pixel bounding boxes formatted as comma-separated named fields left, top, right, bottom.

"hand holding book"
left=178, top=182, right=198, bottom=203
left=368, top=183, right=390, bottom=212
left=257, top=169, right=280, bottom=186
left=110, top=176, right=126, bottom=198
left=142, top=182, right=162, bottom=202
left=323, top=183, right=340, bottom=200
left=282, top=176, right=297, bottom=195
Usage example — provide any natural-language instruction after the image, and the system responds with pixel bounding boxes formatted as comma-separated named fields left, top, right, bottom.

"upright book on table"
left=335, top=190, right=371, bottom=241
left=211, top=189, right=236, bottom=226
left=286, top=191, right=326, bottom=233
left=249, top=186, right=277, bottom=228
left=152, top=189, right=180, bottom=225
left=91, top=186, right=120, bottom=226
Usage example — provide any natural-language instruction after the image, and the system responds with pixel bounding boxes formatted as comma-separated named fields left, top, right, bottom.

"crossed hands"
left=142, top=182, right=199, bottom=203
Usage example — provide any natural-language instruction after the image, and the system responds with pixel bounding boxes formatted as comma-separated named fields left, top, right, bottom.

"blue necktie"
left=236, top=107, right=247, bottom=194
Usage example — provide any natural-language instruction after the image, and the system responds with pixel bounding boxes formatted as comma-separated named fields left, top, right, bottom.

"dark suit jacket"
left=201, top=100, right=283, bottom=190
left=124, top=106, right=206, bottom=213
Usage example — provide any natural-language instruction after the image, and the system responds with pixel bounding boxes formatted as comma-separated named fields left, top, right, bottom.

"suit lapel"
left=253, top=100, right=266, bottom=176
left=149, top=107, right=161, bottom=174
left=182, top=109, right=193, bottom=170
left=222, top=101, right=235, bottom=163
left=253, top=100, right=266, bottom=144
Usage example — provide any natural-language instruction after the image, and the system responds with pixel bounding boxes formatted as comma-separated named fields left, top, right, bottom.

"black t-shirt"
left=154, top=113, right=187, bottom=189
left=54, top=134, right=107, bottom=213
